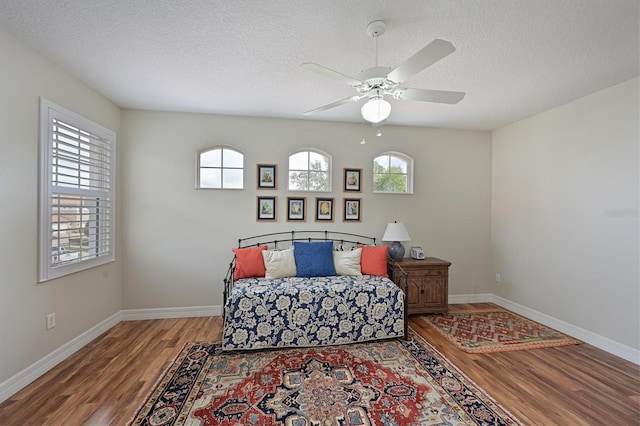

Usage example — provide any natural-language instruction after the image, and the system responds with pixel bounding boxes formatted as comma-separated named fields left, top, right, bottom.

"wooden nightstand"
left=388, top=257, right=451, bottom=314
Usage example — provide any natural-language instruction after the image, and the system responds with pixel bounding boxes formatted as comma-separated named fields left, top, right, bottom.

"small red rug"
left=421, top=308, right=582, bottom=353
left=129, top=330, right=523, bottom=425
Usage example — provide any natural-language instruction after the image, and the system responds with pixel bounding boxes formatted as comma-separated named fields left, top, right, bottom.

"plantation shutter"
left=40, top=99, right=116, bottom=281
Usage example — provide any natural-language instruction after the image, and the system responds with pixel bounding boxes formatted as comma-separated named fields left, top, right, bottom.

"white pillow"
left=333, top=248, right=362, bottom=276
left=262, top=248, right=297, bottom=279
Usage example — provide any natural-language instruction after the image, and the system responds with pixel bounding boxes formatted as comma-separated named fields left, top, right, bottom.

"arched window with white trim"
left=196, top=146, right=244, bottom=189
left=373, top=151, right=413, bottom=194
left=288, top=148, right=332, bottom=192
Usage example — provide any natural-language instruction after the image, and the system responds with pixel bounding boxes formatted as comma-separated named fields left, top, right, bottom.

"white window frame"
left=195, top=145, right=244, bottom=189
left=39, top=98, right=116, bottom=282
left=373, top=151, right=414, bottom=194
left=287, top=148, right=332, bottom=192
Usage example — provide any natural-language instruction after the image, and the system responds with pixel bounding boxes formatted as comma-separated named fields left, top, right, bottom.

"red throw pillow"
left=232, top=245, right=268, bottom=280
left=359, top=245, right=389, bottom=277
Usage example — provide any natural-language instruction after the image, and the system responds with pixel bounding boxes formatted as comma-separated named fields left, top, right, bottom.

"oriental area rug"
left=421, top=308, right=582, bottom=354
left=129, top=330, right=523, bottom=426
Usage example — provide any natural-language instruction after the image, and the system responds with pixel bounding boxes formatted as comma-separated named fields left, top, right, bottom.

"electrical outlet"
left=495, top=274, right=501, bottom=282
left=46, top=313, right=56, bottom=330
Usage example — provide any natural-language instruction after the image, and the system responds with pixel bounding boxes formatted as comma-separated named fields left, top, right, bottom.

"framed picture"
left=315, top=197, right=334, bottom=222
left=343, top=198, right=361, bottom=222
left=257, top=196, right=277, bottom=221
left=257, top=164, right=277, bottom=189
left=343, top=168, right=362, bottom=192
left=287, top=197, right=306, bottom=222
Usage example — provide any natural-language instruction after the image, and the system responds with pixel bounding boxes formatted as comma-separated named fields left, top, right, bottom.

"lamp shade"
left=382, top=222, right=411, bottom=242
left=361, top=97, right=391, bottom=123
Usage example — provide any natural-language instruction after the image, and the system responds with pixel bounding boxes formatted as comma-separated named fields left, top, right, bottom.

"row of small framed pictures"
left=257, top=196, right=361, bottom=222
left=258, top=164, right=362, bottom=192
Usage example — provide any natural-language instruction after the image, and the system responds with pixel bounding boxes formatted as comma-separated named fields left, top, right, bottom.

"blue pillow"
left=293, top=241, right=336, bottom=277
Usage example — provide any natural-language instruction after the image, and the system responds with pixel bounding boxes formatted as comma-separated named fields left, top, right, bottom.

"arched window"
left=288, top=149, right=332, bottom=192
left=373, top=152, right=413, bottom=194
left=197, top=146, right=244, bottom=189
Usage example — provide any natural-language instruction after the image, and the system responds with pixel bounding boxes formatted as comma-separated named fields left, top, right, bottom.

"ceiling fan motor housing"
left=356, top=67, right=396, bottom=95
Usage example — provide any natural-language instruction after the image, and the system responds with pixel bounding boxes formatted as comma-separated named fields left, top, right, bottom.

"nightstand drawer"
left=404, top=268, right=446, bottom=277
left=423, top=268, right=446, bottom=277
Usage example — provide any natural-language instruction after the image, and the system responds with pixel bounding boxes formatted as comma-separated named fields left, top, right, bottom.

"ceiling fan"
left=301, top=20, right=465, bottom=124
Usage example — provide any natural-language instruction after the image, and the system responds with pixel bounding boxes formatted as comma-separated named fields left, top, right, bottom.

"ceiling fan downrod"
left=366, top=20, right=386, bottom=68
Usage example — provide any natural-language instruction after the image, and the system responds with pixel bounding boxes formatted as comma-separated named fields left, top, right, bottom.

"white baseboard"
left=121, top=305, right=222, bottom=321
left=451, top=293, right=639, bottom=364
left=0, top=305, right=222, bottom=404
left=0, top=311, right=121, bottom=404
left=448, top=293, right=493, bottom=304
left=489, top=295, right=640, bottom=365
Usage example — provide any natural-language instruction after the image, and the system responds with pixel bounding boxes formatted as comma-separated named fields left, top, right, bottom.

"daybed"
left=222, top=231, right=408, bottom=351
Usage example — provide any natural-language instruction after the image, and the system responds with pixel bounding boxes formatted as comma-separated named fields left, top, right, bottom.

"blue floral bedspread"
left=223, top=275, right=405, bottom=350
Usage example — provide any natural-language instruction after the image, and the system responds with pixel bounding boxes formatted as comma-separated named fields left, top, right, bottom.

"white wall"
left=492, top=77, right=639, bottom=350
left=0, top=30, right=122, bottom=385
left=120, top=111, right=493, bottom=309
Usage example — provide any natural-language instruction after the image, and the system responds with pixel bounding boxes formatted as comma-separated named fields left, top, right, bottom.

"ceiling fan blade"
left=301, top=63, right=362, bottom=86
left=386, top=39, right=456, bottom=83
left=303, top=95, right=362, bottom=115
left=393, top=87, right=465, bottom=104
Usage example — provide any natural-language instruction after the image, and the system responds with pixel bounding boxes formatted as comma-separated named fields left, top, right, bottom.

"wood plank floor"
left=0, top=303, right=638, bottom=425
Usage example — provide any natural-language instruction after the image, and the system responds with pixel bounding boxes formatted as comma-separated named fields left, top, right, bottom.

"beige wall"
left=492, top=77, right=640, bottom=349
left=120, top=112, right=493, bottom=309
left=0, top=30, right=122, bottom=384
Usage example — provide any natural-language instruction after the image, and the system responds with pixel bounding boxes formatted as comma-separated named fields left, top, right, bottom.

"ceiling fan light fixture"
left=361, top=95, right=391, bottom=123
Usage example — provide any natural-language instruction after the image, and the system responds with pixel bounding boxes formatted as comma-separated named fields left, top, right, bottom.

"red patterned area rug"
left=129, top=330, right=523, bottom=426
left=421, top=308, right=582, bottom=354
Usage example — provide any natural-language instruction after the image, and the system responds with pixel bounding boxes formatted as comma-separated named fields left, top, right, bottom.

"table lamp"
left=382, top=221, right=411, bottom=260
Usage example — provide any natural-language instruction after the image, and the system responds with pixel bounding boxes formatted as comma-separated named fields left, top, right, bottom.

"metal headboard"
left=223, top=230, right=377, bottom=305
left=237, top=230, right=376, bottom=249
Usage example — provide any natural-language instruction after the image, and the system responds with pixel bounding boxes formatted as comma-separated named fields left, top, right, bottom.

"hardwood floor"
left=0, top=303, right=638, bottom=425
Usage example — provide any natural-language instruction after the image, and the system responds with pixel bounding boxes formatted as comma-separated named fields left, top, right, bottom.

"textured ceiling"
left=0, top=0, right=638, bottom=130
